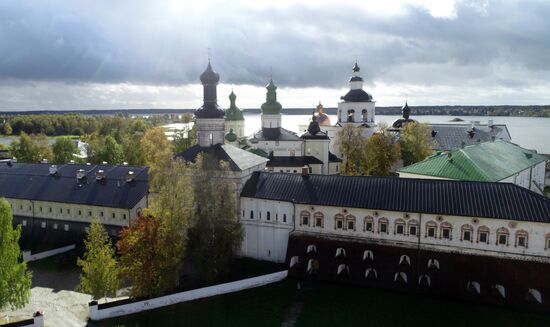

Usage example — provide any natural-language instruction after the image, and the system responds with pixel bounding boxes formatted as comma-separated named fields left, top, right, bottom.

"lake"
left=165, top=114, right=550, bottom=154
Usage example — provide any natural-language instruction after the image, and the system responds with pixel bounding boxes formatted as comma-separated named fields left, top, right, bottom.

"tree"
left=141, top=127, right=174, bottom=189
left=77, top=219, right=119, bottom=301
left=100, top=135, right=124, bottom=165
left=52, top=137, right=77, bottom=164
left=190, top=155, right=242, bottom=282
left=399, top=122, right=434, bottom=166
left=0, top=198, right=32, bottom=310
left=172, top=114, right=195, bottom=153
left=364, top=131, right=401, bottom=176
left=2, top=122, right=12, bottom=135
left=121, top=133, right=145, bottom=166
left=10, top=132, right=53, bottom=163
left=335, top=124, right=368, bottom=176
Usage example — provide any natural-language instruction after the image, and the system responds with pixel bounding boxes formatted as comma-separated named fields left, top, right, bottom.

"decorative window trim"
left=345, top=215, right=356, bottom=231
left=515, top=230, right=528, bottom=248
left=545, top=234, right=550, bottom=250
left=425, top=221, right=437, bottom=238
left=378, top=218, right=389, bottom=234
left=440, top=222, right=452, bottom=240
left=407, top=220, right=419, bottom=236
left=461, top=224, right=474, bottom=242
left=496, top=227, right=510, bottom=246
left=335, top=214, right=344, bottom=230
left=314, top=212, right=324, bottom=228
left=394, top=219, right=406, bottom=235
left=363, top=216, right=374, bottom=232
left=300, top=211, right=310, bottom=227
left=477, top=226, right=490, bottom=244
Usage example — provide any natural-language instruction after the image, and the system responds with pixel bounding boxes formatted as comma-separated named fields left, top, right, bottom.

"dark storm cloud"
left=1, top=0, right=550, bottom=89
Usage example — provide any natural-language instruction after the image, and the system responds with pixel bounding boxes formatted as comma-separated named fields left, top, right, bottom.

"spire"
left=402, top=100, right=410, bottom=119
left=352, top=61, right=360, bottom=73
left=261, top=78, right=282, bottom=115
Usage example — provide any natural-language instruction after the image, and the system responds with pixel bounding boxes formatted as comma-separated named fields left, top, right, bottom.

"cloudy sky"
left=1, top=0, right=549, bottom=111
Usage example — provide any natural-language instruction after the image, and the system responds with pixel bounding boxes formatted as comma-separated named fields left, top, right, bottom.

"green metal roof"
left=398, top=140, right=548, bottom=182
left=260, top=79, right=282, bottom=115
left=225, top=91, right=244, bottom=121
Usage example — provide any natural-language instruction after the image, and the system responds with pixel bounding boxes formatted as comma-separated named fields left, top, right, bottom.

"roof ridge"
left=456, top=148, right=492, bottom=181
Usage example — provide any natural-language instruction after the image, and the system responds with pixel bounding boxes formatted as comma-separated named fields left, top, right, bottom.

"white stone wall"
left=240, top=198, right=294, bottom=263
left=261, top=114, right=282, bottom=129
left=268, top=164, right=322, bottom=174
left=5, top=196, right=147, bottom=227
left=251, top=140, right=303, bottom=157
left=225, top=120, right=245, bottom=138
left=303, top=139, right=330, bottom=175
left=337, top=101, right=375, bottom=124
left=196, top=118, right=226, bottom=147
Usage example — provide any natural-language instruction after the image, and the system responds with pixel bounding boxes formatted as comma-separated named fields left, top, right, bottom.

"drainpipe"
left=416, top=212, right=422, bottom=290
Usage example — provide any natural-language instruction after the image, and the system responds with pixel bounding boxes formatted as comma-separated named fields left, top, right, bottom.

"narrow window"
left=78, top=210, right=82, bottom=215
left=112, top=212, right=116, bottom=219
left=463, top=230, right=471, bottom=241
left=283, top=214, right=287, bottom=223
left=409, top=226, right=417, bottom=236
left=100, top=211, right=104, bottom=217
left=515, top=230, right=528, bottom=248
left=479, top=232, right=488, bottom=243
left=250, top=211, right=254, bottom=219
left=496, top=227, right=509, bottom=246
left=300, top=211, right=310, bottom=227
left=364, top=216, right=374, bottom=232
left=267, top=212, right=271, bottom=221
left=67, top=208, right=70, bottom=214
left=498, top=234, right=507, bottom=245
left=89, top=211, right=92, bottom=216
left=442, top=228, right=451, bottom=239
left=335, top=214, right=344, bottom=230
left=347, top=220, right=355, bottom=231
left=314, top=213, right=324, bottom=228
left=428, top=227, right=436, bottom=237
left=123, top=214, right=127, bottom=219
left=49, top=207, right=52, bottom=213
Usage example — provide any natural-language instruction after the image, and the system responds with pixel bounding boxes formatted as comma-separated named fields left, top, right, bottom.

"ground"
left=101, top=279, right=550, bottom=327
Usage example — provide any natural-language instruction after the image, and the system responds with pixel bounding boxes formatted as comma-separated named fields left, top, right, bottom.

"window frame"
left=300, top=211, right=311, bottom=227
left=394, top=219, right=406, bottom=235
left=515, top=230, right=528, bottom=248
left=378, top=218, right=389, bottom=234
left=314, top=212, right=324, bottom=228
left=345, top=215, right=356, bottom=231
left=425, top=221, right=437, bottom=238
left=335, top=214, right=344, bottom=230
left=496, top=227, right=509, bottom=246
left=364, top=216, right=374, bottom=232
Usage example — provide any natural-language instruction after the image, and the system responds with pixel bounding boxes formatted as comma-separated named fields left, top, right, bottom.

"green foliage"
left=77, top=219, right=119, bottom=300
left=375, top=105, right=550, bottom=117
left=364, top=131, right=401, bottom=176
left=121, top=133, right=145, bottom=166
left=399, top=122, right=435, bottom=166
left=0, top=198, right=32, bottom=310
left=52, top=137, right=77, bottom=164
left=141, top=127, right=174, bottom=190
left=100, top=135, right=124, bottom=165
left=336, top=125, right=368, bottom=176
left=190, top=155, right=242, bottom=282
left=1, top=122, right=12, bottom=135
left=10, top=132, right=53, bottom=163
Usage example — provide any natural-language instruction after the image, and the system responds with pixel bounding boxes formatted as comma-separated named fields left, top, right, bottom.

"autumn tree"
left=399, top=122, right=434, bottom=166
left=118, top=159, right=193, bottom=297
left=335, top=124, right=368, bottom=175
left=2, top=122, right=12, bottom=135
left=190, top=155, right=242, bottom=282
left=100, top=135, right=124, bottom=165
left=0, top=198, right=32, bottom=310
left=10, top=132, right=53, bottom=163
left=52, top=137, right=77, bottom=164
left=172, top=114, right=195, bottom=153
left=364, top=130, right=401, bottom=176
left=141, top=127, right=174, bottom=189
left=77, top=219, right=119, bottom=301
left=121, top=133, right=145, bottom=166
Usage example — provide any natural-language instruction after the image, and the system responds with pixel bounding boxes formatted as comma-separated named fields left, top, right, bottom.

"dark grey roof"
left=0, top=163, right=148, bottom=209
left=349, top=76, right=363, bottom=82
left=241, top=172, right=550, bottom=223
left=175, top=144, right=267, bottom=172
left=250, top=127, right=301, bottom=142
left=427, top=124, right=511, bottom=151
left=329, top=152, right=343, bottom=163
left=267, top=156, right=323, bottom=167
left=0, top=150, right=10, bottom=160
left=341, top=89, right=372, bottom=102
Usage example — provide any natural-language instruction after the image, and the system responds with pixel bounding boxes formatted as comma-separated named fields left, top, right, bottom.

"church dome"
left=200, top=61, right=220, bottom=84
left=392, top=101, right=416, bottom=128
left=341, top=89, right=372, bottom=102
left=225, top=91, right=244, bottom=121
left=261, top=79, right=283, bottom=115
left=225, top=129, right=237, bottom=142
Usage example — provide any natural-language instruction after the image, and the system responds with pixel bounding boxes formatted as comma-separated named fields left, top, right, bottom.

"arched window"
left=335, top=214, right=344, bottom=230
left=266, top=211, right=271, bottom=221
left=365, top=268, right=378, bottom=280
left=337, top=264, right=349, bottom=276
left=347, top=109, right=355, bottom=122
left=425, top=221, right=437, bottom=238
left=496, top=227, right=509, bottom=246
left=477, top=226, right=490, bottom=244
left=307, top=244, right=317, bottom=254
left=407, top=220, right=419, bottom=236
left=364, top=216, right=374, bottom=232
left=515, top=230, right=528, bottom=248
left=314, top=212, right=324, bottom=228
left=378, top=218, right=389, bottom=234
left=527, top=289, right=542, bottom=304
left=300, top=211, right=310, bottom=227
left=363, top=250, right=374, bottom=261
left=418, top=274, right=431, bottom=287
left=461, top=224, right=474, bottom=242
left=467, top=281, right=481, bottom=295
left=440, top=222, right=452, bottom=240
left=399, top=255, right=411, bottom=266
left=345, top=215, right=356, bottom=231
left=361, top=109, right=368, bottom=122
left=394, top=272, right=407, bottom=284
left=335, top=248, right=346, bottom=258
left=250, top=210, right=254, bottom=219
left=493, top=284, right=506, bottom=299
left=427, top=258, right=440, bottom=270
left=394, top=219, right=406, bottom=235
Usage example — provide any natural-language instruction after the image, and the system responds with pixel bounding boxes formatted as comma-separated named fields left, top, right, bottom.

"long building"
left=0, top=161, right=148, bottom=248
left=240, top=170, right=550, bottom=309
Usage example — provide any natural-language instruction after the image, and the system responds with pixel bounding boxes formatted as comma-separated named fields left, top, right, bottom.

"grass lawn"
left=101, top=279, right=550, bottom=327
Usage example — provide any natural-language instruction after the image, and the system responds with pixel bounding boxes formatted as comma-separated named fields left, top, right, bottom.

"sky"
left=1, top=0, right=550, bottom=111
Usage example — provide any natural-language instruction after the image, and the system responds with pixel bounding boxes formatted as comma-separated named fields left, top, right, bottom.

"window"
left=283, top=214, right=287, bottom=223
left=242, top=210, right=245, bottom=218
left=496, top=227, right=509, bottom=246
left=346, top=215, right=356, bottom=231
left=300, top=211, right=310, bottom=227
left=395, top=219, right=405, bottom=235
left=88, top=211, right=92, bottom=217
left=64, top=224, right=69, bottom=231
left=335, top=214, right=344, bottom=230
left=314, top=212, right=324, bottom=228
left=378, top=218, right=388, bottom=234
left=19, top=205, right=23, bottom=210
left=440, top=222, right=452, bottom=240
left=515, top=230, right=528, bottom=248
left=364, top=216, right=374, bottom=232
left=39, top=206, right=43, bottom=212
left=123, top=214, right=127, bottom=220
left=461, top=224, right=474, bottom=242
left=41, top=222, right=46, bottom=228
left=59, top=208, right=62, bottom=213
left=53, top=224, right=58, bottom=230
left=267, top=212, right=271, bottom=221
left=100, top=211, right=104, bottom=217
left=408, top=220, right=419, bottom=236
left=49, top=207, right=52, bottom=213
left=67, top=208, right=70, bottom=214
left=545, top=234, right=550, bottom=250
left=477, top=226, right=490, bottom=243
left=112, top=212, right=116, bottom=219
left=426, top=221, right=437, bottom=238
left=250, top=211, right=254, bottom=219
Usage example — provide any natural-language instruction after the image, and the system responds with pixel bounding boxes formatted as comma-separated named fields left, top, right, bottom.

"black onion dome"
left=352, top=62, right=360, bottom=72
left=195, top=103, right=225, bottom=119
left=341, top=89, right=372, bottom=102
left=200, top=61, right=220, bottom=84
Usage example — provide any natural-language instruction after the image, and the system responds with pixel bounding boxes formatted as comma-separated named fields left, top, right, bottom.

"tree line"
left=376, top=105, right=550, bottom=117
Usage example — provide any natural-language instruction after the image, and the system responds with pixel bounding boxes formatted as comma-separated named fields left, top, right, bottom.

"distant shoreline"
left=0, top=105, right=549, bottom=117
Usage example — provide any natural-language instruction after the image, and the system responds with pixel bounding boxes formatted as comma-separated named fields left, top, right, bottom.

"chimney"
left=467, top=130, right=475, bottom=139
left=126, top=171, right=135, bottom=183
left=301, top=166, right=309, bottom=178
left=95, top=169, right=106, bottom=180
left=76, top=169, right=86, bottom=180
left=431, top=130, right=437, bottom=137
left=49, top=165, right=58, bottom=175
left=447, top=152, right=453, bottom=162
